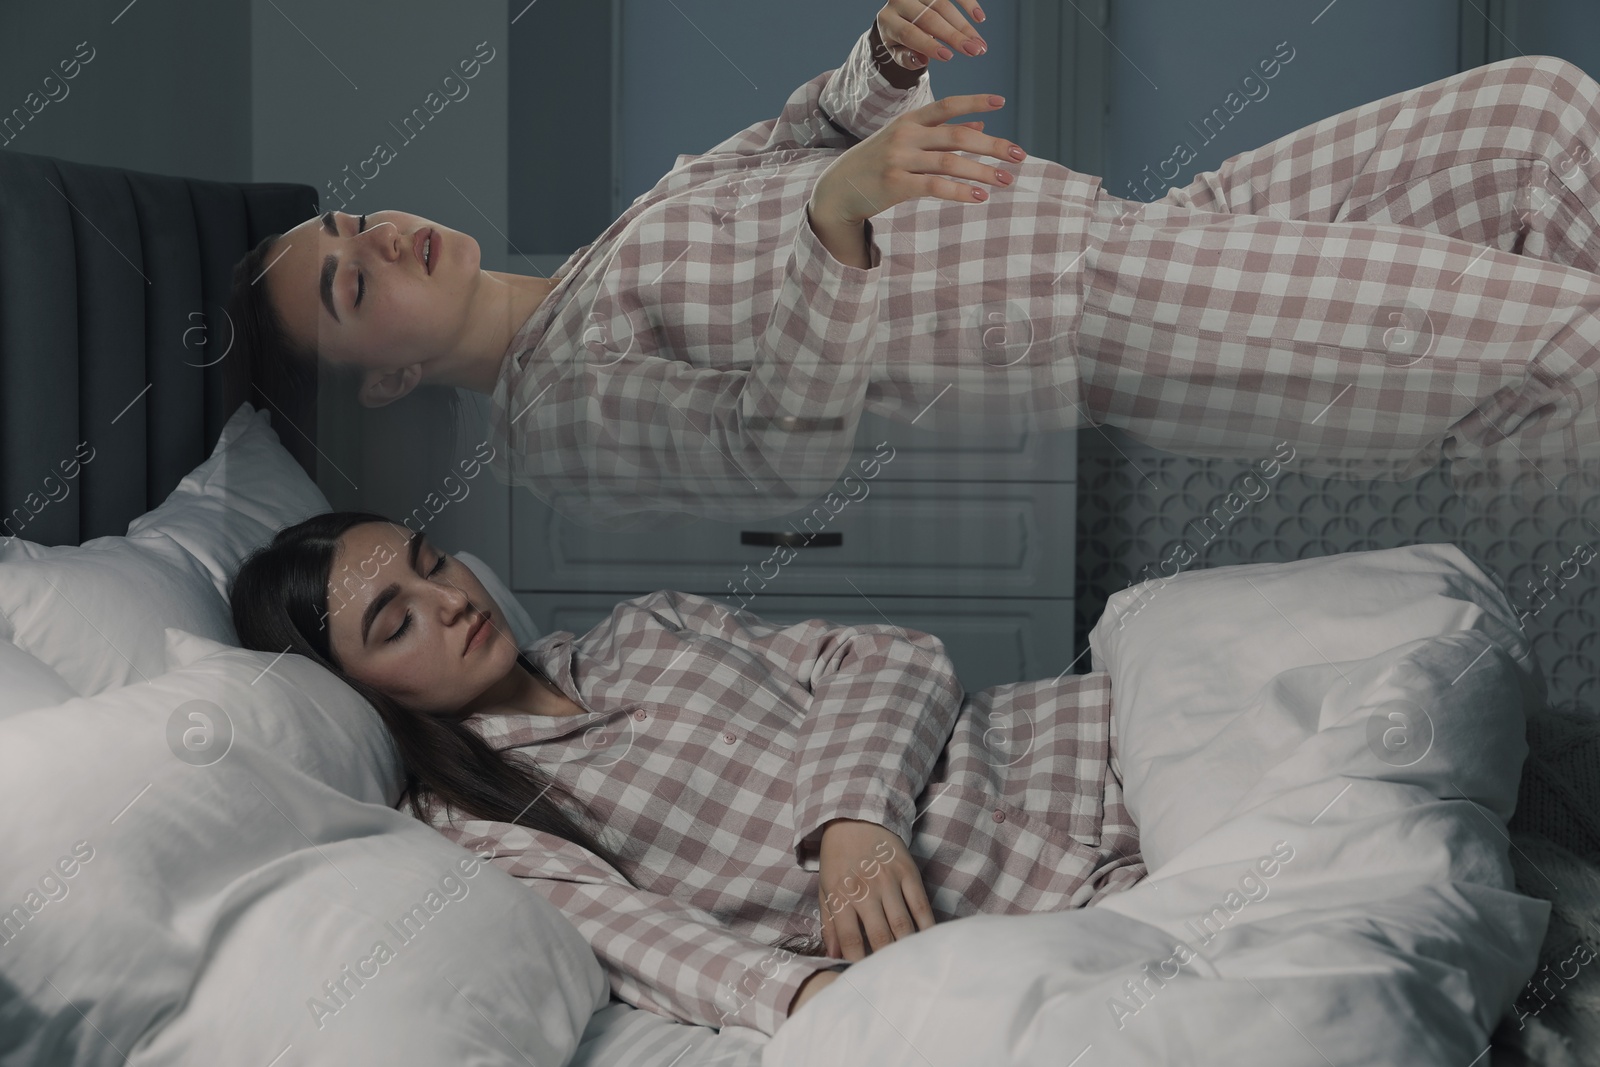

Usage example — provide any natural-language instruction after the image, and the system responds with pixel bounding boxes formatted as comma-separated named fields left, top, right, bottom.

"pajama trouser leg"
left=1152, top=55, right=1600, bottom=272
left=1073, top=55, right=1600, bottom=493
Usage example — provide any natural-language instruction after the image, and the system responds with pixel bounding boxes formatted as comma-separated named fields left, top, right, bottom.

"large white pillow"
left=0, top=530, right=235, bottom=696
left=162, top=626, right=402, bottom=804
left=0, top=635, right=605, bottom=1066
left=1086, top=541, right=1544, bottom=872
left=0, top=403, right=330, bottom=696
left=0, top=640, right=75, bottom=721
left=127, top=402, right=331, bottom=599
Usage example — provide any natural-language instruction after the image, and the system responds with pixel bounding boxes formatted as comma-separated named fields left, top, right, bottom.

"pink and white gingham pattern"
left=1080, top=54, right=1600, bottom=494
left=490, top=35, right=1600, bottom=528
left=486, top=23, right=1100, bottom=529
left=424, top=590, right=1142, bottom=1037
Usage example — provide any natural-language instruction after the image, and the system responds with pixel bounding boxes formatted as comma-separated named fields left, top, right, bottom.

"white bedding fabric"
left=0, top=403, right=330, bottom=697
left=0, top=626, right=606, bottom=1066
left=0, top=639, right=75, bottom=720
left=0, top=403, right=613, bottom=1067
left=570, top=1002, right=765, bottom=1067
left=1, top=397, right=1548, bottom=1066
left=759, top=543, right=1549, bottom=1067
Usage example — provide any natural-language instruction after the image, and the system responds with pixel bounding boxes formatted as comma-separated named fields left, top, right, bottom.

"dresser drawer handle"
left=739, top=531, right=843, bottom=549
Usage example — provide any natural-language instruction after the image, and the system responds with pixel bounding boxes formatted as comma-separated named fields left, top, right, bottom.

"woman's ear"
left=359, top=363, right=423, bottom=408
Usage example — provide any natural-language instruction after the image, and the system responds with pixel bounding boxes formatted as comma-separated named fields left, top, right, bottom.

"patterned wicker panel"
left=1074, top=426, right=1600, bottom=715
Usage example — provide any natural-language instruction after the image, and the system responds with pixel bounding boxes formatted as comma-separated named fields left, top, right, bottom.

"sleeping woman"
left=226, top=1, right=1600, bottom=528
left=229, top=511, right=1146, bottom=1035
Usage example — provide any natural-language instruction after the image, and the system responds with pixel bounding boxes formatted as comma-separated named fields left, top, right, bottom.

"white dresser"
left=510, top=412, right=1077, bottom=695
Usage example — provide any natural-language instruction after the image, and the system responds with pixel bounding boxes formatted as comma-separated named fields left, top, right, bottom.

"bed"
left=1, top=148, right=1593, bottom=1067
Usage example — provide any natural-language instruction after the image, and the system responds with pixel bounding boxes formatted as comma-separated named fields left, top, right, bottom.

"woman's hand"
left=810, top=93, right=1025, bottom=226
left=815, top=818, right=936, bottom=961
left=875, top=0, right=988, bottom=69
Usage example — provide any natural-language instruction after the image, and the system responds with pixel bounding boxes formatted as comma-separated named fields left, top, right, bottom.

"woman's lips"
left=465, top=611, right=491, bottom=655
left=413, top=228, right=436, bottom=275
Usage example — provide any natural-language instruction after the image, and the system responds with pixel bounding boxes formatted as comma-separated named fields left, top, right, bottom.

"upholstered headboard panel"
left=0, top=148, right=319, bottom=548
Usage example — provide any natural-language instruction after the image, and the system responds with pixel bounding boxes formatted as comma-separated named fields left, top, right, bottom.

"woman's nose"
left=446, top=591, right=479, bottom=625
left=365, top=219, right=401, bottom=259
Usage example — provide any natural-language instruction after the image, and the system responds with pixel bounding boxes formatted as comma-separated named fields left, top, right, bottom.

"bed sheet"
left=570, top=1000, right=765, bottom=1067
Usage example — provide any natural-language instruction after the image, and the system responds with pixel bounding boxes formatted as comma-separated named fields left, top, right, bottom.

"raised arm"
left=692, top=22, right=934, bottom=161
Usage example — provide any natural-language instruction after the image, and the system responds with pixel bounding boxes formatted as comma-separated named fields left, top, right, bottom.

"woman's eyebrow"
left=319, top=210, right=342, bottom=324
left=359, top=531, right=425, bottom=644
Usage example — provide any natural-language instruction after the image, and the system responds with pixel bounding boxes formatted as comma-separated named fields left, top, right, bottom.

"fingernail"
left=975, top=6, right=986, bottom=21
left=938, top=47, right=954, bottom=61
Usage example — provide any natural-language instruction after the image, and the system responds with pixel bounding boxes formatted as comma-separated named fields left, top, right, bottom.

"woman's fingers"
left=832, top=904, right=866, bottom=961
left=843, top=897, right=895, bottom=959
left=830, top=885, right=928, bottom=960
left=885, top=0, right=987, bottom=62
left=876, top=885, right=921, bottom=944
left=902, top=872, right=938, bottom=932
left=918, top=92, right=1006, bottom=125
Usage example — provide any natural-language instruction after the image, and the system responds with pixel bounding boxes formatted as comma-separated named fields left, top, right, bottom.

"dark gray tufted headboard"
left=0, top=148, right=320, bottom=548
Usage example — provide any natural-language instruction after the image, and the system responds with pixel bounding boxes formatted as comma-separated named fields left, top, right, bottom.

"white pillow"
left=0, top=531, right=236, bottom=696
left=0, top=403, right=330, bottom=697
left=455, top=551, right=541, bottom=647
left=127, top=402, right=332, bottom=599
left=0, top=640, right=75, bottom=721
left=0, top=642, right=606, bottom=1066
left=163, top=626, right=402, bottom=804
left=1086, top=541, right=1544, bottom=871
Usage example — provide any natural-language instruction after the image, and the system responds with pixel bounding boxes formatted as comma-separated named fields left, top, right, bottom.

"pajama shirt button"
left=722, top=732, right=737, bottom=744
left=992, top=810, right=1006, bottom=823
left=632, top=709, right=647, bottom=721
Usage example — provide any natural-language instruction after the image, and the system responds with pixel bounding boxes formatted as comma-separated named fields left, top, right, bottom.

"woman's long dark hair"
left=231, top=510, right=827, bottom=958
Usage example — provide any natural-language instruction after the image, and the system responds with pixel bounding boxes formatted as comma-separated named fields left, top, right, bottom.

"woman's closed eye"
left=384, top=551, right=451, bottom=643
left=355, top=213, right=368, bottom=307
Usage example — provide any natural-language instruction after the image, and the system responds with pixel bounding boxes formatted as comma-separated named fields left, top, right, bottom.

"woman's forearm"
left=806, top=200, right=873, bottom=270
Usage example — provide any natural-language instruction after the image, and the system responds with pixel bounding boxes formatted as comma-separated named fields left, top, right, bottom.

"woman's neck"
left=463, top=657, right=585, bottom=720
left=434, top=270, right=558, bottom=396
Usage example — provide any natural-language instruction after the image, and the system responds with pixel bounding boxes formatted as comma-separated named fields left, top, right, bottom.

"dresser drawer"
left=511, top=479, right=1076, bottom=600
left=851, top=412, right=1078, bottom=482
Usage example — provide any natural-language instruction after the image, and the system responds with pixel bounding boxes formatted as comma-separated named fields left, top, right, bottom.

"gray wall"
left=0, top=0, right=251, bottom=181
left=1510, top=0, right=1600, bottom=76
left=509, top=0, right=1023, bottom=256
left=251, top=0, right=514, bottom=581
left=615, top=0, right=1022, bottom=215
left=1102, top=0, right=1460, bottom=202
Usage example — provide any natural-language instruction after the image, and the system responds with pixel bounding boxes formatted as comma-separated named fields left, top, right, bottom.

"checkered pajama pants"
left=1076, top=54, right=1600, bottom=495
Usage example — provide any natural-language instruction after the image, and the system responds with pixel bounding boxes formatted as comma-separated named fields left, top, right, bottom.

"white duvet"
left=761, top=544, right=1550, bottom=1067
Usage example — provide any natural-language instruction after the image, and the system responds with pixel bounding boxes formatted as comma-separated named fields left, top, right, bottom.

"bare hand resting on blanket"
left=815, top=818, right=936, bottom=960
